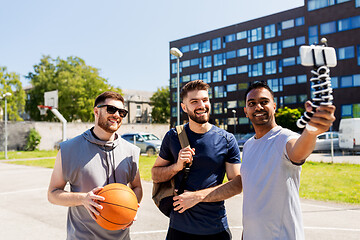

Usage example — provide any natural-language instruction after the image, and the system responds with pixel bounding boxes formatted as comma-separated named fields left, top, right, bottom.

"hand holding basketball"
left=81, top=186, right=105, bottom=220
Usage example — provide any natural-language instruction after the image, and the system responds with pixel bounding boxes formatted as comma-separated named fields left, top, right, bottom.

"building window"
left=277, top=22, right=282, bottom=36
left=238, top=100, right=246, bottom=107
left=253, top=45, right=264, bottom=59
left=199, top=40, right=210, bottom=53
left=338, top=18, right=351, bottom=32
left=320, top=21, right=337, bottom=35
left=284, top=95, right=297, bottom=104
left=282, top=38, right=295, bottom=48
left=296, top=36, right=306, bottom=45
left=341, top=104, right=352, bottom=118
left=295, top=17, right=305, bottom=26
left=239, top=117, right=249, bottom=125
left=265, top=60, right=277, bottom=75
left=267, top=78, right=283, bottom=92
left=266, top=42, right=281, bottom=56
left=309, top=25, right=318, bottom=44
left=180, top=45, right=189, bottom=53
left=171, top=107, right=177, bottom=117
left=181, top=60, right=190, bottom=68
left=283, top=76, right=296, bottom=85
left=226, top=50, right=237, bottom=59
left=172, top=92, right=177, bottom=103
left=249, top=63, right=263, bottom=77
left=358, top=45, right=360, bottom=65
left=238, top=83, right=249, bottom=90
left=237, top=30, right=247, bottom=40
left=298, top=94, right=308, bottom=103
left=308, top=0, right=335, bottom=11
left=212, top=37, right=221, bottom=51
left=331, top=76, right=338, bottom=88
left=190, top=58, right=201, bottom=67
left=283, top=57, right=296, bottom=67
left=238, top=65, right=248, bottom=74
left=136, top=105, right=142, bottom=117
left=225, top=34, right=236, bottom=43
left=278, top=59, right=283, bottom=73
left=182, top=75, right=190, bottom=83
left=340, top=75, right=353, bottom=87
left=351, top=15, right=360, bottom=29
left=227, top=100, right=237, bottom=108
left=191, top=73, right=200, bottom=81
left=214, top=86, right=227, bottom=98
left=203, top=56, right=212, bottom=68
left=190, top=43, right=199, bottom=51
left=226, top=67, right=237, bottom=76
left=282, top=19, right=295, bottom=30
left=297, top=74, right=307, bottom=83
left=264, top=24, right=276, bottom=39
left=248, top=47, right=252, bottom=60
left=337, top=46, right=355, bottom=60
left=202, top=72, right=211, bottom=84
left=171, top=77, right=177, bottom=89
left=356, top=0, right=360, bottom=7
left=213, top=70, right=222, bottom=82
left=214, top=53, right=226, bottom=66
left=337, top=0, right=351, bottom=3
left=355, top=74, right=360, bottom=86
left=227, top=84, right=237, bottom=92
left=172, top=62, right=178, bottom=74
left=248, top=27, right=262, bottom=42
left=238, top=48, right=248, bottom=57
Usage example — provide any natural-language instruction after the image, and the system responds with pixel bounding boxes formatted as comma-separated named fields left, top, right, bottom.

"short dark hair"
left=244, top=81, right=274, bottom=102
left=94, top=91, right=124, bottom=107
left=180, top=80, right=210, bottom=101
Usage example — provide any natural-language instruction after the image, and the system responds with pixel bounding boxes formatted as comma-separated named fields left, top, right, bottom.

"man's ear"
left=244, top=106, right=248, bottom=117
left=94, top=107, right=99, bottom=118
left=181, top=102, right=187, bottom=113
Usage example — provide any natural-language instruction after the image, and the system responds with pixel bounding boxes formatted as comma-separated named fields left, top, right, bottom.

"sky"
left=1, top=0, right=304, bottom=92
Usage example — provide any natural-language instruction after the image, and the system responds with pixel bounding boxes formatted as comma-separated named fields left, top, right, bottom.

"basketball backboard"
left=44, top=90, right=58, bottom=109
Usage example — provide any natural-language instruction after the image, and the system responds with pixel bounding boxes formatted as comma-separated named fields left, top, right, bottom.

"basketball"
left=95, top=183, right=138, bottom=231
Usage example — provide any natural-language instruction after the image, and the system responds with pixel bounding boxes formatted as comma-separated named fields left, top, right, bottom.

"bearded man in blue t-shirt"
left=151, top=80, right=241, bottom=240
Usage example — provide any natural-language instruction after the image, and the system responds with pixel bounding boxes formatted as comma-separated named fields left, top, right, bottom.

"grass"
left=1, top=150, right=359, bottom=205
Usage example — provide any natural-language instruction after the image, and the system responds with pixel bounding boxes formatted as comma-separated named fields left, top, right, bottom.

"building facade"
left=169, top=0, right=360, bottom=134
left=123, top=89, right=154, bottom=124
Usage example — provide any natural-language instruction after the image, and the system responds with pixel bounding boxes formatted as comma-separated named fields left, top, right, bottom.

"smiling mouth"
left=254, top=112, right=267, bottom=117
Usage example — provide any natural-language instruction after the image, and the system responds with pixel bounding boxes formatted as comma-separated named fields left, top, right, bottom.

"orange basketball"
left=95, top=183, right=138, bottom=231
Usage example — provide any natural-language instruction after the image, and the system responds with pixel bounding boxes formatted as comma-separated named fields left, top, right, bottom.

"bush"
left=24, top=128, right=41, bottom=151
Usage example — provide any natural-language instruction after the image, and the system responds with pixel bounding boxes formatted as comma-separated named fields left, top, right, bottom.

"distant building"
left=123, top=89, right=154, bottom=124
left=169, top=0, right=360, bottom=133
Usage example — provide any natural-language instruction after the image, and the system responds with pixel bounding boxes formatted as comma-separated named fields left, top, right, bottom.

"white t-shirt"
left=240, top=126, right=304, bottom=240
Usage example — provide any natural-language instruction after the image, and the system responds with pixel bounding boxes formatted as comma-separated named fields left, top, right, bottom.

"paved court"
left=0, top=162, right=359, bottom=240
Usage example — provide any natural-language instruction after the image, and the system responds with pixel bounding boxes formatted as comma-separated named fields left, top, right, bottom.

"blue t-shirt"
left=159, top=123, right=241, bottom=235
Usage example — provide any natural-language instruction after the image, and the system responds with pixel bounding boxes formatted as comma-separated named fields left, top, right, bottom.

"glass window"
left=227, top=84, right=237, bottom=92
left=284, top=95, right=297, bottom=104
left=338, top=46, right=355, bottom=60
left=282, top=38, right=295, bottom=48
left=238, top=65, right=248, bottom=74
left=320, top=21, right=337, bottom=35
left=296, top=36, right=306, bottom=45
left=172, top=92, right=177, bottom=103
left=295, top=17, right=305, bottom=26
left=264, top=24, right=276, bottom=39
left=213, top=102, right=223, bottom=114
left=309, top=25, right=318, bottom=44
left=238, top=48, right=247, bottom=57
left=297, top=74, right=307, bottom=83
left=190, top=43, right=199, bottom=51
left=267, top=78, right=283, bottom=92
left=266, top=42, right=280, bottom=56
left=358, top=45, right=360, bottom=65
left=172, top=62, right=178, bottom=74
left=227, top=100, right=237, bottom=108
left=238, top=100, right=246, bottom=107
left=226, top=50, right=237, bottom=59
left=225, top=34, right=236, bottom=43
left=308, top=0, right=335, bottom=11
left=298, top=94, right=308, bottom=103
left=253, top=45, right=264, bottom=59
left=331, top=76, right=338, bottom=88
left=171, top=77, right=177, bottom=88
left=214, top=53, right=226, bottom=66
left=226, top=67, right=237, bottom=76
left=354, top=103, right=360, bottom=118
left=248, top=27, right=262, bottom=42
left=180, top=45, right=189, bottom=53
left=214, top=86, right=227, bottom=98
left=237, top=30, right=247, bottom=40
left=340, top=75, right=353, bottom=87
left=202, top=72, right=211, bottom=84
left=190, top=73, right=200, bottom=81
left=190, top=58, right=200, bottom=67
left=238, top=83, right=249, bottom=90
left=338, top=18, right=351, bottom=31
left=278, top=59, right=283, bottom=73
left=356, top=0, right=360, bottom=7
left=283, top=76, right=296, bottom=85
left=239, top=117, right=249, bottom=125
left=203, top=56, right=212, bottom=68
left=282, top=19, right=295, bottom=29
left=171, top=106, right=177, bottom=117
left=283, top=57, right=296, bottom=67
left=212, top=37, right=221, bottom=51
left=249, top=63, right=263, bottom=77
left=213, top=70, right=222, bottom=82
left=337, top=0, right=351, bottom=3
left=199, top=40, right=210, bottom=53
left=341, top=104, right=352, bottom=117
left=277, top=22, right=282, bottom=36
left=354, top=74, right=360, bottom=86
left=248, top=47, right=252, bottom=60
left=265, top=60, right=277, bottom=75
left=182, top=75, right=190, bottom=82
left=181, top=60, right=190, bottom=68
left=352, top=15, right=360, bottom=29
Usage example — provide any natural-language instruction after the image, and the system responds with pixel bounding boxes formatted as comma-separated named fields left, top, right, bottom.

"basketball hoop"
left=37, top=105, right=52, bottom=115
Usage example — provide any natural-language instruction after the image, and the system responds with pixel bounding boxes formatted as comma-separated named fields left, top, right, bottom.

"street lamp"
left=170, top=47, right=183, bottom=126
left=232, top=109, right=237, bottom=137
left=1, top=92, right=12, bottom=159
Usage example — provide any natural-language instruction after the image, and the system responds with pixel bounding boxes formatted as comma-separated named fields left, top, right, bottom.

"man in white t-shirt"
left=173, top=82, right=336, bottom=239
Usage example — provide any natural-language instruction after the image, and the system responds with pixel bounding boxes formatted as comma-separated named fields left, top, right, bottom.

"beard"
left=97, top=112, right=122, bottom=133
left=187, top=107, right=210, bottom=124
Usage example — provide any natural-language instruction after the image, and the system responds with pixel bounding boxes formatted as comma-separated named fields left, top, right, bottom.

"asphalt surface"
left=0, top=159, right=359, bottom=240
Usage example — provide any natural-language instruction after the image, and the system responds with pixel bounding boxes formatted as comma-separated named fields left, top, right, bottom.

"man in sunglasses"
left=48, top=91, right=142, bottom=240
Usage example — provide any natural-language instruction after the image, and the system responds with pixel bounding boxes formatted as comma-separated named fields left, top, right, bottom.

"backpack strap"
left=175, top=125, right=191, bottom=195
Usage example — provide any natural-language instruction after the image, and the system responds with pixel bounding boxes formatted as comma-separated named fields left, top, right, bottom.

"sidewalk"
left=307, top=152, right=360, bottom=164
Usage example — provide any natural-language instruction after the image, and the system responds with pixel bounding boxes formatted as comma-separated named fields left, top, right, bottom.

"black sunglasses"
left=97, top=104, right=128, bottom=118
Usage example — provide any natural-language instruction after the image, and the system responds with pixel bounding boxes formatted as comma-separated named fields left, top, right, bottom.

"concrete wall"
left=0, top=121, right=170, bottom=151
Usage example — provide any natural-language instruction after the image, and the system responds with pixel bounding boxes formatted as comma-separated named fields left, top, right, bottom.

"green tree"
left=275, top=107, right=304, bottom=132
left=26, top=56, right=121, bottom=122
left=0, top=67, right=26, bottom=121
left=150, top=86, right=170, bottom=123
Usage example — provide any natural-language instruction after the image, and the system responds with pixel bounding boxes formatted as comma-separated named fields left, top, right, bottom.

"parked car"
left=313, top=131, right=340, bottom=152
left=121, top=133, right=161, bottom=156
left=237, top=133, right=254, bottom=150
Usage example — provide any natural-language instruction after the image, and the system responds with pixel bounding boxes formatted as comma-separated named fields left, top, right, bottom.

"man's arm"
left=173, top=163, right=242, bottom=213
left=129, top=170, right=142, bottom=203
left=151, top=147, right=195, bottom=183
left=287, top=103, right=336, bottom=163
left=47, top=150, right=105, bottom=220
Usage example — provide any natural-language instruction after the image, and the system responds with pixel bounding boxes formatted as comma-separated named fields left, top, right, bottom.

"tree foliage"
left=0, top=67, right=26, bottom=121
left=150, top=86, right=170, bottom=123
left=26, top=56, right=121, bottom=122
left=275, top=106, right=304, bottom=132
